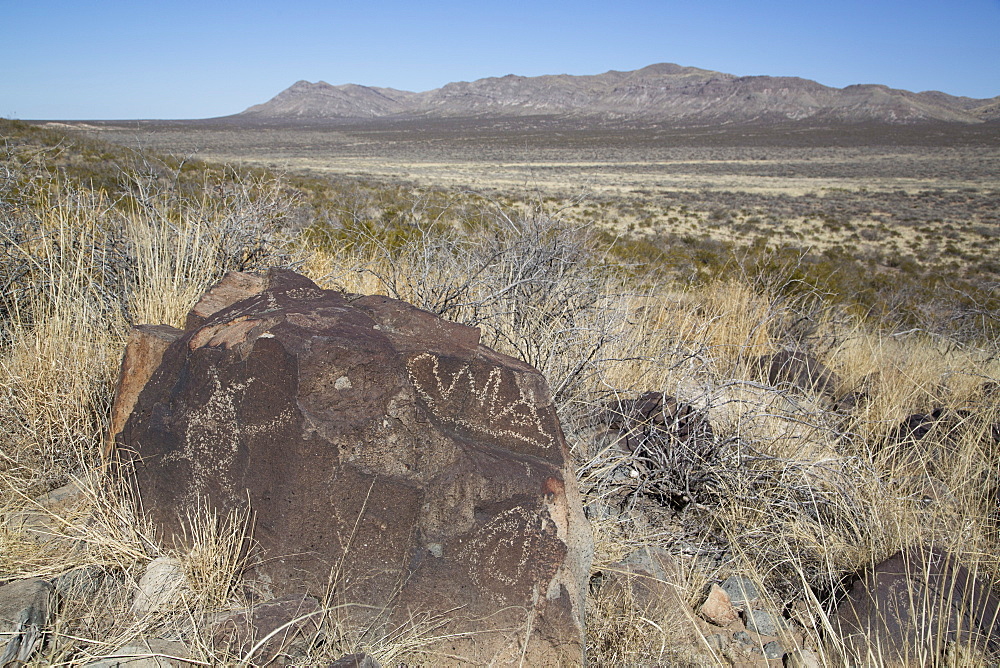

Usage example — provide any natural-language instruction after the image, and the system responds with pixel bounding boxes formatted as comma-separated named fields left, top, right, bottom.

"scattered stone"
left=783, top=648, right=822, bottom=668
left=831, top=545, right=1000, bottom=665
left=733, top=630, right=753, bottom=645
left=720, top=575, right=761, bottom=608
left=131, top=557, right=187, bottom=616
left=620, top=545, right=673, bottom=576
left=84, top=639, right=195, bottom=667
left=762, top=639, right=784, bottom=660
left=787, top=599, right=817, bottom=630
left=892, top=407, right=1000, bottom=471
left=894, top=407, right=957, bottom=443
left=704, top=633, right=729, bottom=651
left=52, top=565, right=106, bottom=598
left=832, top=388, right=867, bottom=412
left=118, top=269, right=593, bottom=666
left=5, top=477, right=90, bottom=546
left=584, top=501, right=614, bottom=521
left=754, top=350, right=840, bottom=400
left=608, top=546, right=686, bottom=607
left=0, top=578, right=54, bottom=666
left=942, top=639, right=990, bottom=666
left=725, top=645, right=771, bottom=668
left=328, top=654, right=381, bottom=668
left=745, top=608, right=784, bottom=636
left=700, top=584, right=739, bottom=626
left=211, top=595, right=321, bottom=665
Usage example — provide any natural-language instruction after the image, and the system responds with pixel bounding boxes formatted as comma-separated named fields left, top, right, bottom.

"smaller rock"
left=755, top=350, right=839, bottom=400
left=131, top=557, right=187, bottom=616
left=783, top=648, right=822, bottom=668
left=0, top=579, right=55, bottom=666
left=328, top=653, right=381, bottom=668
left=85, top=639, right=195, bottom=667
left=617, top=546, right=676, bottom=581
left=831, top=546, right=1000, bottom=664
left=52, top=565, right=106, bottom=598
left=5, top=478, right=90, bottom=546
left=787, top=599, right=817, bottom=630
left=762, top=640, right=784, bottom=660
left=894, top=407, right=952, bottom=443
left=211, top=594, right=322, bottom=665
left=720, top=575, right=761, bottom=608
left=704, top=633, right=729, bottom=651
left=604, top=547, right=688, bottom=616
left=733, top=630, right=753, bottom=645
left=942, top=640, right=989, bottom=666
left=745, top=608, right=783, bottom=636
left=588, top=572, right=604, bottom=594
left=584, top=501, right=614, bottom=521
left=700, top=584, right=739, bottom=626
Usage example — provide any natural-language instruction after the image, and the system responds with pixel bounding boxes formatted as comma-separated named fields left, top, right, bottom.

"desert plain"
left=61, top=117, right=1000, bottom=287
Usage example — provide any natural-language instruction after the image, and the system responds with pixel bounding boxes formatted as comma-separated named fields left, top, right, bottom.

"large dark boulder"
left=832, top=546, right=1000, bottom=665
left=115, top=270, right=592, bottom=665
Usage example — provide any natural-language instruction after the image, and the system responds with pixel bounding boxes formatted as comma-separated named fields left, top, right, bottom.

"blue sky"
left=3, top=0, right=999, bottom=120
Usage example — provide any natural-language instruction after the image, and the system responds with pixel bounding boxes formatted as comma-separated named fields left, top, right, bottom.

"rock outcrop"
left=832, top=546, right=1000, bottom=664
left=113, top=269, right=593, bottom=665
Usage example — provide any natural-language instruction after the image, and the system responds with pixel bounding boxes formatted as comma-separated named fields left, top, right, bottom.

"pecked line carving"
left=406, top=352, right=556, bottom=454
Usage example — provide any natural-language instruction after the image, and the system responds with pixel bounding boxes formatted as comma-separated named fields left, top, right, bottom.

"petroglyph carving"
left=163, top=367, right=295, bottom=503
left=459, top=504, right=563, bottom=605
left=407, top=352, right=555, bottom=452
left=286, top=287, right=325, bottom=300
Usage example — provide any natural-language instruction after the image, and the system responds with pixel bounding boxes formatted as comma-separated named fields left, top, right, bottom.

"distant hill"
left=233, top=63, right=999, bottom=125
left=239, top=80, right=417, bottom=119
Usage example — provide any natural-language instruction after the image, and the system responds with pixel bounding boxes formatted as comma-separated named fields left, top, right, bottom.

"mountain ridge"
left=233, top=63, right=1000, bottom=125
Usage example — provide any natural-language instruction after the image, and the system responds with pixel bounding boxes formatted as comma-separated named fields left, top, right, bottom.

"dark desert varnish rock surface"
left=115, top=269, right=593, bottom=665
left=832, top=546, right=1000, bottom=664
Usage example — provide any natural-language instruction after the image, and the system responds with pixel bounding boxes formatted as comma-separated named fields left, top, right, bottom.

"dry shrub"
left=572, top=266, right=1000, bottom=666
left=177, top=501, right=256, bottom=612
left=313, top=212, right=631, bottom=412
left=0, top=151, right=298, bottom=664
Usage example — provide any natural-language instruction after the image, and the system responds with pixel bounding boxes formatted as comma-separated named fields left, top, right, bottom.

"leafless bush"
left=0, top=152, right=293, bottom=345
left=357, top=211, right=627, bottom=408
left=599, top=391, right=722, bottom=508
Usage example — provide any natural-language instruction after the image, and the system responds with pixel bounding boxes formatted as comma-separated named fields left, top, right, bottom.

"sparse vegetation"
left=2, top=118, right=999, bottom=665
